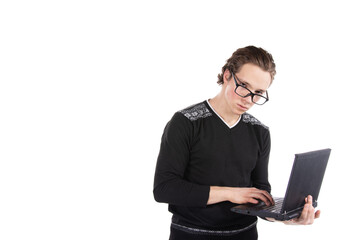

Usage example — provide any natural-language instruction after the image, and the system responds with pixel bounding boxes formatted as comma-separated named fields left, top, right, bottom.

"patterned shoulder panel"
left=242, top=113, right=269, bottom=130
left=179, top=102, right=212, bottom=121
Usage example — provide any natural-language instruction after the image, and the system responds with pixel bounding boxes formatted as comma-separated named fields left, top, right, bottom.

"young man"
left=153, top=46, right=320, bottom=240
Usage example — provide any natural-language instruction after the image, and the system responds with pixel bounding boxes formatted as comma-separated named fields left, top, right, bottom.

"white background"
left=1, top=0, right=359, bottom=239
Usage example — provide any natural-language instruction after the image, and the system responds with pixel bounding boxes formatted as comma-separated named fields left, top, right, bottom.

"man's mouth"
left=237, top=104, right=248, bottom=111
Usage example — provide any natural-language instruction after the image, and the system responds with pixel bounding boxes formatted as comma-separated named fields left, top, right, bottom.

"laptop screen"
left=281, top=149, right=331, bottom=213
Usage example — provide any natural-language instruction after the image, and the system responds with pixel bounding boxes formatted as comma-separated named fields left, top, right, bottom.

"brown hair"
left=217, top=46, right=276, bottom=85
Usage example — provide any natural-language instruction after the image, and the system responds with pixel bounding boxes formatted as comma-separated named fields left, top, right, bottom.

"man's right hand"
left=207, top=186, right=274, bottom=206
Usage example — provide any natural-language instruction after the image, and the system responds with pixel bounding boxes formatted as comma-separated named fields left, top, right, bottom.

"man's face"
left=223, top=63, right=272, bottom=115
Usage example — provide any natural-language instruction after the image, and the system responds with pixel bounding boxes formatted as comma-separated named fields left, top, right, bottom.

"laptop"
left=231, top=148, right=331, bottom=221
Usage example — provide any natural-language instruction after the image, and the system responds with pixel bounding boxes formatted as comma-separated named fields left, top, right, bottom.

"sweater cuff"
left=187, top=185, right=210, bottom=207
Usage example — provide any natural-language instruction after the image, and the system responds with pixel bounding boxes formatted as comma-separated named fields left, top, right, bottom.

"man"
left=153, top=46, right=320, bottom=239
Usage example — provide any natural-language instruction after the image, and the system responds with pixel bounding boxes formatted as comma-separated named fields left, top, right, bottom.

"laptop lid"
left=230, top=148, right=331, bottom=220
left=281, top=148, right=331, bottom=213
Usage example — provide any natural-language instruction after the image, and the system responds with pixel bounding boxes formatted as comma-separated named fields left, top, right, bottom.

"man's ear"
left=223, top=69, right=232, bottom=83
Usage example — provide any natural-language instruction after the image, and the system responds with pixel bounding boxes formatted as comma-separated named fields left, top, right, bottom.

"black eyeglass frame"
left=231, top=72, right=269, bottom=105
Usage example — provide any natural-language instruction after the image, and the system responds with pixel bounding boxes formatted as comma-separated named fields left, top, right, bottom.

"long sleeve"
left=153, top=102, right=266, bottom=230
left=153, top=112, right=210, bottom=207
left=251, top=128, right=271, bottom=193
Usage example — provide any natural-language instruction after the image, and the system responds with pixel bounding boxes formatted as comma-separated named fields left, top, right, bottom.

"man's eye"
left=239, top=82, right=247, bottom=87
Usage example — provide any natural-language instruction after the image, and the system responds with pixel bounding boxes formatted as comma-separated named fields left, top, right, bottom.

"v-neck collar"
left=206, top=100, right=242, bottom=129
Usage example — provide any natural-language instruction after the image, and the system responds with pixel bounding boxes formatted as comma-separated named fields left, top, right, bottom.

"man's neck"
left=208, top=95, right=241, bottom=127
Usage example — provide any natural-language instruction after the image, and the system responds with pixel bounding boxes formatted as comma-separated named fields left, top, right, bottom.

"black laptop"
left=231, top=149, right=331, bottom=221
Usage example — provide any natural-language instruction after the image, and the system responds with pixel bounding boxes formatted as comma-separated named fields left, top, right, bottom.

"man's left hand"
left=266, top=195, right=320, bottom=225
left=284, top=195, right=320, bottom=225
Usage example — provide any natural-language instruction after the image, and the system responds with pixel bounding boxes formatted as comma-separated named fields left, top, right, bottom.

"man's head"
left=217, top=46, right=276, bottom=115
left=217, top=46, right=276, bottom=85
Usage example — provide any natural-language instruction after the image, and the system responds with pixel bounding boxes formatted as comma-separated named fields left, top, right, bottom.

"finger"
left=247, top=197, right=260, bottom=204
left=307, top=195, right=313, bottom=205
left=249, top=192, right=269, bottom=205
left=251, top=191, right=273, bottom=206
left=315, top=210, right=321, bottom=219
left=302, top=196, right=315, bottom=224
left=284, top=219, right=296, bottom=225
left=269, top=194, right=275, bottom=205
left=266, top=217, right=276, bottom=222
left=298, top=196, right=312, bottom=221
left=249, top=188, right=273, bottom=204
left=307, top=195, right=316, bottom=217
left=260, top=190, right=274, bottom=206
left=299, top=202, right=310, bottom=222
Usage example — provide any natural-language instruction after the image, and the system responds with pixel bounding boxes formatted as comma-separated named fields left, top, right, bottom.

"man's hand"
left=266, top=195, right=320, bottom=225
left=228, top=187, right=274, bottom=206
left=207, top=186, right=274, bottom=206
left=284, top=195, right=320, bottom=225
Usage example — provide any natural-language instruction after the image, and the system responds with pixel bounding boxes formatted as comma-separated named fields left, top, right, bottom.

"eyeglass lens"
left=235, top=86, right=267, bottom=104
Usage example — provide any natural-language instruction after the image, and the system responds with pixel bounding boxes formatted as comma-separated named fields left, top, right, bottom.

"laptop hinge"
left=284, top=200, right=318, bottom=216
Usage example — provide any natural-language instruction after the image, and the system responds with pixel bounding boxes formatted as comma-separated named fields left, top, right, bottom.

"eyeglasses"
left=231, top=72, right=269, bottom=105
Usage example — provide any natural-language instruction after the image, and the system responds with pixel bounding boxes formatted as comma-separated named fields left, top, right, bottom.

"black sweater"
left=153, top=101, right=271, bottom=231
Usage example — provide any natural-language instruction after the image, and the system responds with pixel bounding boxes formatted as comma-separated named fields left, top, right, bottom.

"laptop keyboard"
left=260, top=197, right=284, bottom=213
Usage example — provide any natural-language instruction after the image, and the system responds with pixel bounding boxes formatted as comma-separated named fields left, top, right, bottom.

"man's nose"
left=243, top=94, right=253, bottom=104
